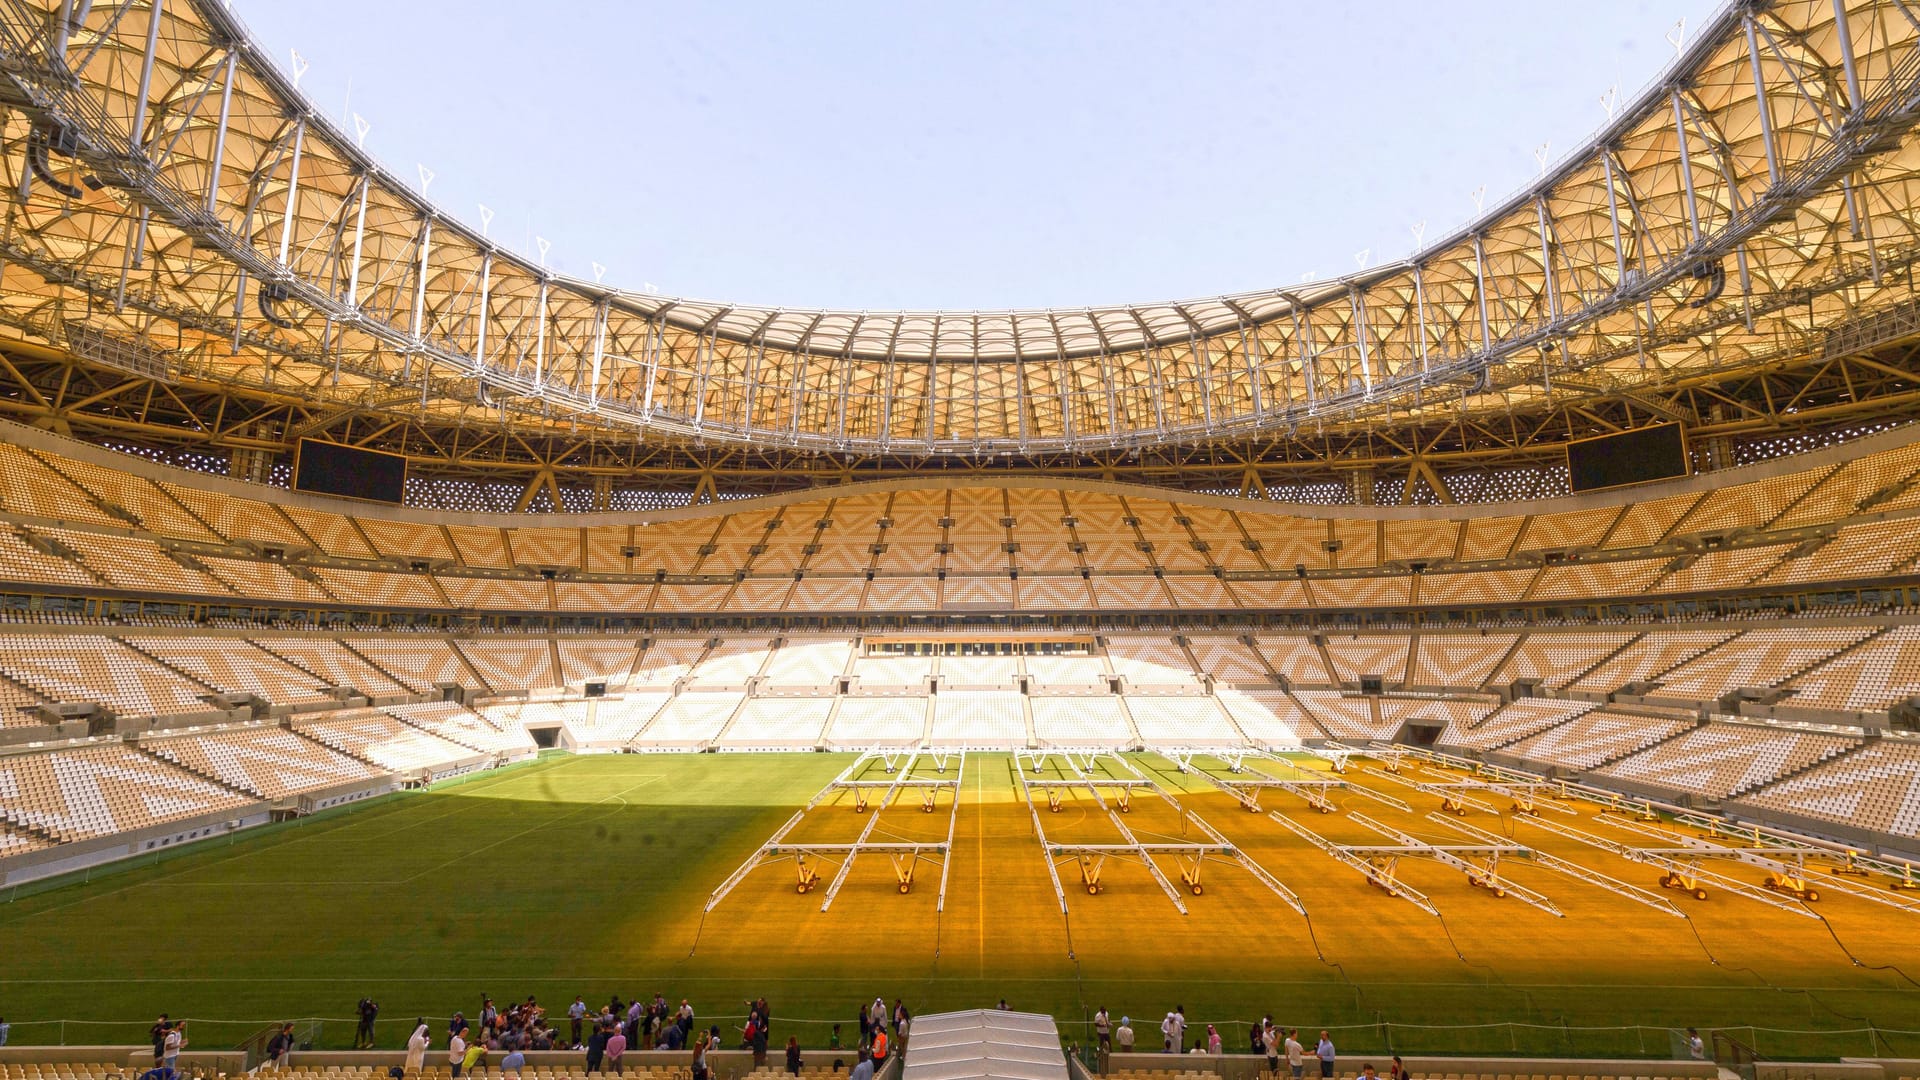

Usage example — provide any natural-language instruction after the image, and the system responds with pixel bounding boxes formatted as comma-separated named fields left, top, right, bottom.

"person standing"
left=691, top=1029, right=711, bottom=1080
left=405, top=1021, right=430, bottom=1075
left=849, top=1049, right=874, bottom=1080
left=1389, top=1055, right=1411, bottom=1080
left=1315, top=1031, right=1336, bottom=1079
left=586, top=1024, right=608, bottom=1073
left=1687, top=1029, right=1707, bottom=1060
left=448, top=1027, right=468, bottom=1079
left=1093, top=1007, right=1112, bottom=1075
left=1115, top=1016, right=1134, bottom=1055
left=605, top=1024, right=627, bottom=1075
left=163, top=1022, right=185, bottom=1072
left=263, top=1023, right=295, bottom=1073
left=1207, top=1025, right=1222, bottom=1055
left=1284, top=1029, right=1305, bottom=1080
left=151, top=1016, right=171, bottom=1067
left=569, top=997, right=587, bottom=1049
left=786, top=1036, right=803, bottom=1076
left=1161, top=1008, right=1186, bottom=1054
left=0, top=1016, right=9, bottom=1048
left=871, top=1025, right=890, bottom=1068
left=355, top=999, right=379, bottom=1050
left=1263, top=1022, right=1280, bottom=1075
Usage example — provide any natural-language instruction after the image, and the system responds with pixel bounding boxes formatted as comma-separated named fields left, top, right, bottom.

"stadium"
left=3, top=1, right=1920, bottom=1079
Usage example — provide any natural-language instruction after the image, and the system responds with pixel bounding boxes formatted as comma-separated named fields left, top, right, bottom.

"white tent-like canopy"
left=902, top=1010, right=1068, bottom=1080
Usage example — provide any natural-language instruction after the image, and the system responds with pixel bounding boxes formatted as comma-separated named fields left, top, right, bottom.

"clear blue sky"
left=238, top=1, right=1722, bottom=311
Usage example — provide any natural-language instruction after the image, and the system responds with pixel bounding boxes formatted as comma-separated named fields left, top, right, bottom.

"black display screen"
left=293, top=439, right=408, bottom=504
left=1565, top=423, right=1690, bottom=493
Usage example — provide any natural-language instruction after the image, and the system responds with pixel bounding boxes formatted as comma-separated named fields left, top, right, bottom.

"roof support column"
left=1291, top=308, right=1315, bottom=410
left=640, top=318, right=660, bottom=418
left=533, top=278, right=549, bottom=387
left=588, top=299, right=608, bottom=407
left=1236, top=321, right=1263, bottom=413
left=203, top=50, right=237, bottom=219
left=473, top=251, right=492, bottom=368
left=1744, top=17, right=1782, bottom=188
left=1471, top=234, right=1492, bottom=354
left=344, top=175, right=370, bottom=308
left=410, top=216, right=433, bottom=341
left=275, top=118, right=305, bottom=265
left=1533, top=197, right=1560, bottom=321
left=1670, top=89, right=1704, bottom=245
left=129, top=0, right=162, bottom=153
left=1348, top=287, right=1373, bottom=395
left=1832, top=0, right=1861, bottom=112
left=1600, top=150, right=1628, bottom=286
left=1411, top=264, right=1430, bottom=375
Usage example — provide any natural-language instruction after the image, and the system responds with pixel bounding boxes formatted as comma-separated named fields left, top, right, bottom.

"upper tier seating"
left=1215, top=687, right=1316, bottom=745
left=1647, top=627, right=1874, bottom=700
left=254, top=638, right=412, bottom=697
left=928, top=691, right=1027, bottom=747
left=1185, top=636, right=1273, bottom=688
left=1597, top=721, right=1859, bottom=799
left=0, top=634, right=217, bottom=717
left=1782, top=625, right=1920, bottom=713
left=389, top=701, right=536, bottom=755
left=715, top=698, right=833, bottom=749
left=1029, top=696, right=1133, bottom=745
left=123, top=636, right=333, bottom=706
left=142, top=724, right=384, bottom=798
left=453, top=639, right=560, bottom=693
left=1105, top=638, right=1201, bottom=689
left=0, top=742, right=255, bottom=842
left=823, top=697, right=926, bottom=747
left=757, top=638, right=854, bottom=689
left=1738, top=739, right=1920, bottom=837
left=1501, top=708, right=1696, bottom=770
left=1567, top=631, right=1737, bottom=694
left=1292, top=690, right=1405, bottom=742
left=1023, top=653, right=1110, bottom=692
left=345, top=636, right=476, bottom=694
left=1127, top=695, right=1244, bottom=746
left=553, top=638, right=644, bottom=688
left=1438, top=697, right=1600, bottom=751
left=1410, top=634, right=1520, bottom=688
left=296, top=709, right=476, bottom=772
left=632, top=692, right=743, bottom=748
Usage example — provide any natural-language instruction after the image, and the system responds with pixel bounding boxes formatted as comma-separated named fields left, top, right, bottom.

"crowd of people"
left=325, top=992, right=911, bottom=1079
left=1088, top=1006, right=1412, bottom=1080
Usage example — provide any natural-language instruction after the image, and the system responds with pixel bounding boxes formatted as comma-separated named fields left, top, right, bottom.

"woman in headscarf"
left=405, top=1021, right=430, bottom=1075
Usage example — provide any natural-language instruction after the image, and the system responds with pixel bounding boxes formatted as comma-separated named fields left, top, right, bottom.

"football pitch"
left=2, top=751, right=1917, bottom=1060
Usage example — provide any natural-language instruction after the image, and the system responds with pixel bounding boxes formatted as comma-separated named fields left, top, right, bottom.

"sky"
left=235, top=0, right=1724, bottom=312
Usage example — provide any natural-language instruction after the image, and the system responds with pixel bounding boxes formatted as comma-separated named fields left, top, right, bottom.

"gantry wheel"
left=1492, top=888, right=1507, bottom=899
left=1191, top=884, right=1203, bottom=896
left=1318, top=804, right=1335, bottom=814
left=1805, top=890, right=1820, bottom=902
left=899, top=883, right=911, bottom=894
left=1087, top=884, right=1100, bottom=895
left=1694, top=888, right=1709, bottom=901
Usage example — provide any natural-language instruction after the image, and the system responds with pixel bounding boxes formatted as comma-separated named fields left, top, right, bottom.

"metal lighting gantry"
left=1015, top=748, right=1303, bottom=916
left=705, top=747, right=964, bottom=912
left=1161, top=746, right=1409, bottom=815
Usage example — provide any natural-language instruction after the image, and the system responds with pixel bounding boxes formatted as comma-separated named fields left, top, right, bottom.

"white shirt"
left=163, top=1032, right=182, bottom=1056
left=1285, top=1038, right=1305, bottom=1066
left=1094, top=1011, right=1110, bottom=1036
left=1163, top=1013, right=1185, bottom=1043
left=1116, top=1024, right=1134, bottom=1049
left=448, top=1036, right=466, bottom=1065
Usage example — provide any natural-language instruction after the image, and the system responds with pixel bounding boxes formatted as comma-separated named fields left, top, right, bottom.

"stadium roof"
left=2, top=0, right=1920, bottom=464
left=902, top=1011, right=1068, bottom=1080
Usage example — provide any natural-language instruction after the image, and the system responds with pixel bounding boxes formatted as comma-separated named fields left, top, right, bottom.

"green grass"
left=2, top=752, right=1917, bottom=1061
